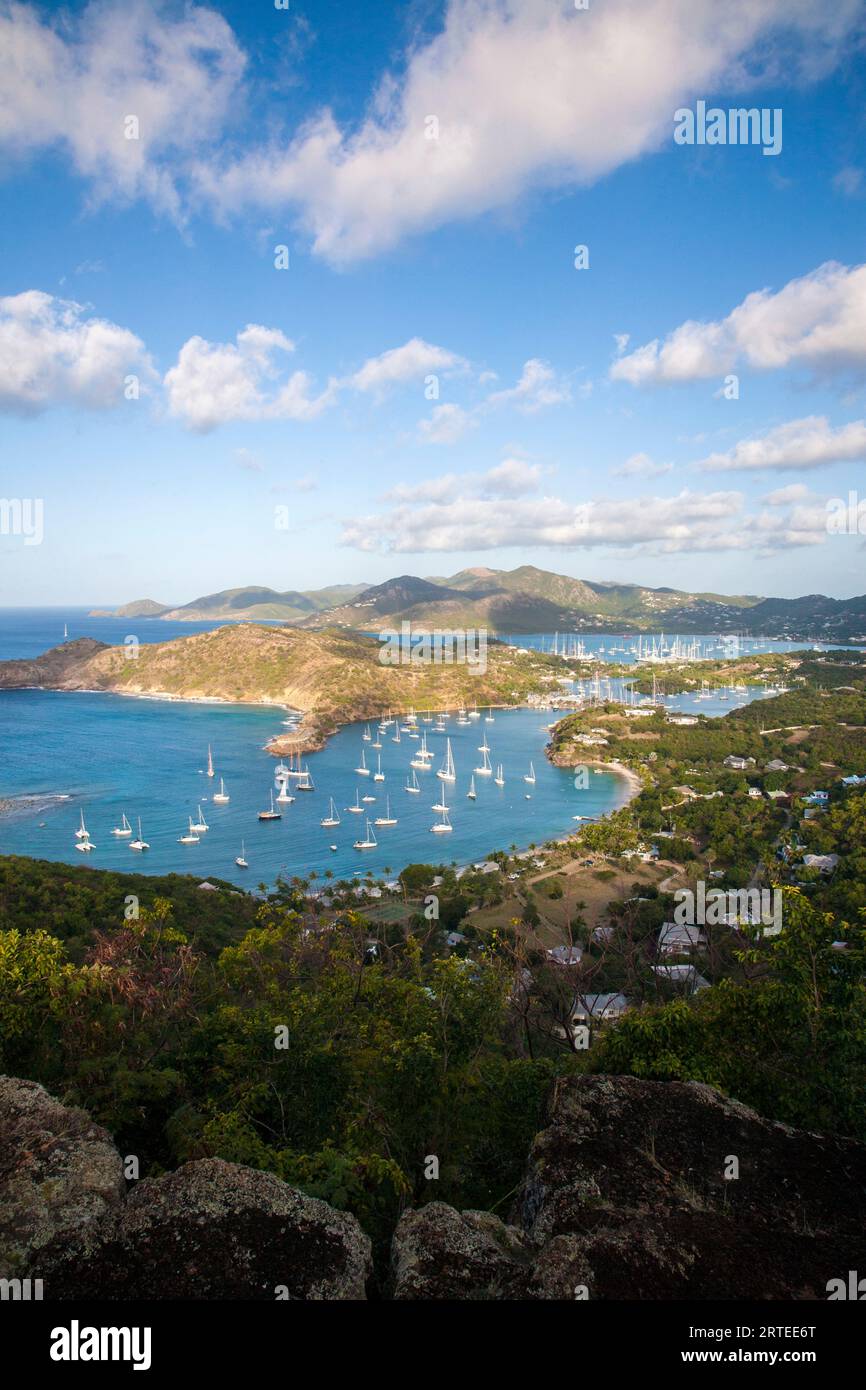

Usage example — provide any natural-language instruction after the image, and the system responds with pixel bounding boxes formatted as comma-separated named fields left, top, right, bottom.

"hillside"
left=94, top=583, right=369, bottom=624
left=0, top=625, right=572, bottom=753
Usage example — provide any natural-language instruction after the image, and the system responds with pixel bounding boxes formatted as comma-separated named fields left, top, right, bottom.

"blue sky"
left=1, top=0, right=866, bottom=605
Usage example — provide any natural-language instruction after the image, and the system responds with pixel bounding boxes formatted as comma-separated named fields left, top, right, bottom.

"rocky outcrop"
left=392, top=1075, right=866, bottom=1300
left=0, top=1076, right=125, bottom=1278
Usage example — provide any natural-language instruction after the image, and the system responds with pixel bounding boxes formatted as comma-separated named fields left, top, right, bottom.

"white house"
left=652, top=964, right=710, bottom=994
left=658, top=922, right=707, bottom=956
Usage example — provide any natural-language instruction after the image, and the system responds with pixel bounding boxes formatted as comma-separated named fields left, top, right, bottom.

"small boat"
left=129, top=817, right=149, bottom=851
left=474, top=745, right=493, bottom=777
left=405, top=768, right=421, bottom=794
left=484, top=708, right=494, bottom=723
left=374, top=796, right=397, bottom=827
left=355, top=748, right=370, bottom=776
left=75, top=830, right=94, bottom=852
left=362, top=724, right=372, bottom=742
left=295, top=772, right=315, bottom=791
left=524, top=762, right=536, bottom=785
left=467, top=776, right=476, bottom=800
left=353, top=819, right=378, bottom=850
left=330, top=844, right=338, bottom=852
left=432, top=784, right=450, bottom=813
left=75, top=810, right=89, bottom=840
left=373, top=753, right=385, bottom=782
left=437, top=738, right=456, bottom=782
left=236, top=841, right=248, bottom=868
left=431, top=804, right=452, bottom=834
left=178, top=818, right=200, bottom=845
left=321, top=797, right=340, bottom=828
left=258, top=791, right=282, bottom=821
left=207, top=745, right=215, bottom=778
left=212, top=778, right=230, bottom=804
left=111, top=811, right=132, bottom=838
left=392, top=725, right=402, bottom=744
left=468, top=702, right=480, bottom=720
left=190, top=804, right=209, bottom=832
left=362, top=793, right=376, bottom=803
left=345, top=788, right=364, bottom=814
left=494, top=764, right=505, bottom=787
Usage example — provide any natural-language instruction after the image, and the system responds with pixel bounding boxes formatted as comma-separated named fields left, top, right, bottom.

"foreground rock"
left=0, top=1077, right=124, bottom=1278
left=392, top=1075, right=866, bottom=1300
left=39, top=1159, right=372, bottom=1300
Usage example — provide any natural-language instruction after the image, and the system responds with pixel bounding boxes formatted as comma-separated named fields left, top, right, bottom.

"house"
left=841, top=773, right=866, bottom=787
left=547, top=945, right=583, bottom=966
left=572, top=993, right=630, bottom=1022
left=658, top=922, right=707, bottom=956
left=723, top=755, right=756, bottom=770
left=197, top=881, right=219, bottom=891
left=803, top=790, right=829, bottom=805
left=802, top=853, right=839, bottom=874
left=765, top=759, right=789, bottom=772
left=668, top=715, right=698, bottom=726
left=766, top=789, right=790, bottom=800
left=592, top=925, right=616, bottom=944
left=446, top=931, right=468, bottom=948
left=748, top=787, right=763, bottom=799
left=652, top=964, right=710, bottom=994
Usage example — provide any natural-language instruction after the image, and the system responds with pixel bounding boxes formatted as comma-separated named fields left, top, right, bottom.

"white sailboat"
left=405, top=768, right=421, bottom=794
left=207, top=745, right=215, bottom=778
left=436, top=738, right=456, bottom=782
left=321, top=797, right=340, bottom=828
left=111, top=811, right=132, bottom=838
left=129, top=817, right=149, bottom=851
left=235, top=841, right=248, bottom=868
left=474, top=745, right=493, bottom=777
left=355, top=748, right=370, bottom=776
left=431, top=804, right=452, bottom=833
left=191, top=804, right=209, bottom=832
left=484, top=708, right=494, bottom=723
left=75, top=810, right=89, bottom=839
left=391, top=725, right=402, bottom=744
left=75, top=836, right=94, bottom=852
left=295, top=770, right=315, bottom=791
left=524, top=761, right=536, bottom=785
left=374, top=795, right=397, bottom=827
left=432, top=782, right=450, bottom=814
left=467, top=775, right=476, bottom=800
left=468, top=702, right=480, bottom=720
left=345, top=788, right=364, bottom=814
left=373, top=753, right=385, bottom=782
left=494, top=764, right=505, bottom=787
left=213, top=778, right=230, bottom=804
left=353, top=819, right=378, bottom=850
left=362, top=724, right=372, bottom=742
left=258, top=790, right=282, bottom=821
left=178, top=818, right=200, bottom=845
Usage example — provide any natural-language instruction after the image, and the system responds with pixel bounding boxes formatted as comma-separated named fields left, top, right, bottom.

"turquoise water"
left=0, top=691, right=629, bottom=887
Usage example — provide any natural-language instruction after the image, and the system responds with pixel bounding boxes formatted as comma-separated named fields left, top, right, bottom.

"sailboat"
left=468, top=702, right=480, bottom=720
left=235, top=840, right=248, bottom=868
left=295, top=770, right=315, bottom=791
left=418, top=733, right=433, bottom=760
left=484, top=708, right=494, bottom=723
left=405, top=768, right=421, bottom=794
left=111, top=811, right=132, bottom=838
left=207, top=745, right=215, bottom=778
left=436, top=738, right=456, bottom=782
left=353, top=819, right=378, bottom=850
left=474, top=744, right=493, bottom=777
left=431, top=803, right=452, bottom=834
left=355, top=748, right=370, bottom=776
left=362, top=724, right=372, bottom=742
left=75, top=834, right=94, bottom=852
left=63, top=622, right=68, bottom=641
left=212, top=778, right=230, bottom=804
left=178, top=818, right=200, bottom=845
left=494, top=764, right=505, bottom=787
left=258, top=790, right=282, bottom=821
left=321, top=797, right=340, bottom=828
left=524, top=762, right=536, bottom=785
left=129, top=817, right=149, bottom=851
left=75, top=810, right=90, bottom=839
left=374, top=795, right=397, bottom=827
left=467, top=775, right=477, bottom=800
left=373, top=753, right=385, bottom=782
left=432, top=782, right=450, bottom=814
left=190, top=804, right=209, bottom=832
left=392, top=725, right=402, bottom=744
left=345, top=787, right=364, bottom=814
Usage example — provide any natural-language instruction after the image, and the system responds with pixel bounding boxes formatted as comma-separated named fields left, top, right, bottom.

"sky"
left=1, top=0, right=866, bottom=606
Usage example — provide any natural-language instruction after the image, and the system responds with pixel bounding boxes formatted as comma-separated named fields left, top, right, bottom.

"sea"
left=0, top=607, right=836, bottom=888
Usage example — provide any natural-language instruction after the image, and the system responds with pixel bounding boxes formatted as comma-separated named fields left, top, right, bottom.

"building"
left=652, top=964, right=710, bottom=994
left=658, top=923, right=707, bottom=956
left=572, top=993, right=630, bottom=1022
left=724, top=755, right=756, bottom=770
left=547, top=945, right=583, bottom=966
left=765, top=759, right=789, bottom=772
left=802, top=853, right=839, bottom=874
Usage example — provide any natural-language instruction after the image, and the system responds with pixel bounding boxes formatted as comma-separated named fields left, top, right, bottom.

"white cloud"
left=341, top=483, right=828, bottom=555
left=384, top=458, right=541, bottom=504
left=0, top=290, right=152, bottom=414
left=763, top=483, right=811, bottom=505
left=612, top=452, right=674, bottom=479
left=485, top=358, right=570, bottom=413
left=164, top=325, right=336, bottom=432
left=696, top=415, right=866, bottom=471
left=417, top=403, right=475, bottom=445
left=350, top=337, right=465, bottom=393
left=192, top=0, right=860, bottom=262
left=612, top=261, right=866, bottom=385
left=0, top=0, right=245, bottom=220
left=483, top=458, right=542, bottom=496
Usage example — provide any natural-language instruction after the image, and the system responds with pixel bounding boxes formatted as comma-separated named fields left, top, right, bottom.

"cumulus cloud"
left=191, top=0, right=860, bottom=263
left=350, top=337, right=465, bottom=393
left=0, top=0, right=245, bottom=220
left=163, top=325, right=336, bottom=432
left=0, top=290, right=152, bottom=414
left=696, top=415, right=866, bottom=471
left=417, top=403, right=475, bottom=445
left=485, top=358, right=571, bottom=413
left=612, top=452, right=674, bottom=479
left=612, top=261, right=866, bottom=386
left=341, top=483, right=828, bottom=555
left=385, top=458, right=541, bottom=504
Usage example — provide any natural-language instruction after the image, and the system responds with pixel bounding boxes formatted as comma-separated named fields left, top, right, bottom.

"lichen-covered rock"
left=38, top=1158, right=372, bottom=1300
left=391, top=1202, right=530, bottom=1299
left=0, top=1076, right=125, bottom=1278
left=391, top=1076, right=866, bottom=1300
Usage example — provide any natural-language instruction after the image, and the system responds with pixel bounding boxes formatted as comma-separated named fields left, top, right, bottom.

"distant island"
left=92, top=564, right=866, bottom=642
